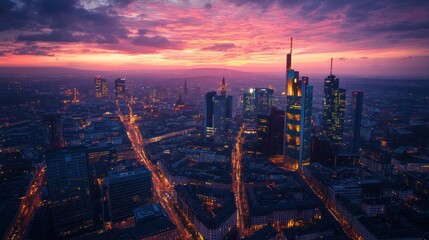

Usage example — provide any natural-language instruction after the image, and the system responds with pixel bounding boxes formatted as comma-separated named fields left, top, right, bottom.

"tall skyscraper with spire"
left=322, top=58, right=346, bottom=145
left=204, top=78, right=233, bottom=142
left=283, top=38, right=313, bottom=170
left=220, top=76, right=227, bottom=96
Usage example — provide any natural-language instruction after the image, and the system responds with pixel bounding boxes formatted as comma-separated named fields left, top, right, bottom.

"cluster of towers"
left=232, top=38, right=363, bottom=171
left=283, top=38, right=363, bottom=170
left=201, top=38, right=364, bottom=170
left=94, top=76, right=126, bottom=99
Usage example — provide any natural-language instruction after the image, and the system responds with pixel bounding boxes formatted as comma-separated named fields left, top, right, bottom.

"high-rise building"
left=101, top=79, right=108, bottom=97
left=256, top=114, right=270, bottom=154
left=204, top=78, right=233, bottom=142
left=204, top=91, right=217, bottom=139
left=352, top=91, right=363, bottom=153
left=255, top=88, right=274, bottom=115
left=115, top=78, right=126, bottom=99
left=46, top=148, right=94, bottom=237
left=284, top=38, right=313, bottom=170
left=322, top=58, right=346, bottom=145
left=243, top=89, right=256, bottom=123
left=243, top=88, right=274, bottom=123
left=256, top=108, right=285, bottom=156
left=43, top=113, right=65, bottom=151
left=95, top=75, right=108, bottom=98
left=104, top=167, right=152, bottom=222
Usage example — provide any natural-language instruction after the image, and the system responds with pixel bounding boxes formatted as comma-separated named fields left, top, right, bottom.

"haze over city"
left=1, top=0, right=429, bottom=77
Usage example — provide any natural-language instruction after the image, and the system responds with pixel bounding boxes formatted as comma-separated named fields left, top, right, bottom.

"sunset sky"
left=1, top=0, right=429, bottom=77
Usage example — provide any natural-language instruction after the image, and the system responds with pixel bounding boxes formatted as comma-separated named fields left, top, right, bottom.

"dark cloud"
left=204, top=3, right=212, bottom=9
left=337, top=57, right=351, bottom=61
left=0, top=51, right=5, bottom=56
left=3, top=0, right=129, bottom=45
left=203, top=43, right=236, bottom=51
left=132, top=31, right=183, bottom=49
left=17, top=31, right=80, bottom=43
left=231, top=0, right=429, bottom=42
left=13, top=45, right=56, bottom=56
left=110, top=0, right=135, bottom=8
left=229, top=0, right=277, bottom=9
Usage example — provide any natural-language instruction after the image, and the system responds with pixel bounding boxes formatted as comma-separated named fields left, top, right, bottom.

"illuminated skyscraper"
left=243, top=88, right=274, bottom=123
left=95, top=75, right=108, bottom=98
left=101, top=79, right=108, bottom=97
left=204, top=91, right=217, bottom=139
left=204, top=78, right=233, bottom=141
left=283, top=38, right=313, bottom=170
left=322, top=58, right=346, bottom=145
left=115, top=78, right=126, bottom=99
left=255, top=88, right=274, bottom=115
left=46, top=148, right=94, bottom=237
left=352, top=91, right=363, bottom=152
left=243, top=89, right=256, bottom=123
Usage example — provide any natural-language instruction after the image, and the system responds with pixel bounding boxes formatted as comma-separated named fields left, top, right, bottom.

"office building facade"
left=115, top=78, right=126, bottom=99
left=105, top=167, right=152, bottom=222
left=46, top=148, right=94, bottom=237
left=322, top=59, right=346, bottom=145
left=43, top=113, right=65, bottom=151
left=283, top=38, right=313, bottom=170
left=243, top=88, right=274, bottom=123
left=204, top=78, right=233, bottom=142
left=256, top=108, right=285, bottom=156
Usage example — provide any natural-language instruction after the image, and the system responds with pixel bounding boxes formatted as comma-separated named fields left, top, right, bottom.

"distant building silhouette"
left=174, top=94, right=185, bottom=111
left=322, top=58, right=345, bottom=145
left=352, top=91, right=363, bottom=153
left=115, top=78, right=126, bottom=99
left=46, top=148, right=94, bottom=237
left=284, top=38, right=313, bottom=170
left=183, top=79, right=188, bottom=96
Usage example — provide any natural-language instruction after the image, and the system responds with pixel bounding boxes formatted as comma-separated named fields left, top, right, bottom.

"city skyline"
left=1, top=1, right=429, bottom=240
left=1, top=0, right=429, bottom=77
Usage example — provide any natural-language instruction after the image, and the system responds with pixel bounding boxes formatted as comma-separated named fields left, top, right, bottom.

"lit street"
left=5, top=166, right=45, bottom=240
left=231, top=126, right=252, bottom=237
left=119, top=103, right=197, bottom=240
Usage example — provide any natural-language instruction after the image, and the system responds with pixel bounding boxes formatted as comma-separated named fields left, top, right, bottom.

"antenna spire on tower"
left=220, top=76, right=226, bottom=96
left=286, top=37, right=293, bottom=70
left=330, top=57, right=333, bottom=75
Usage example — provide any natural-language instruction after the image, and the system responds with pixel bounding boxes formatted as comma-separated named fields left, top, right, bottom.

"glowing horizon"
left=1, top=0, right=429, bottom=77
